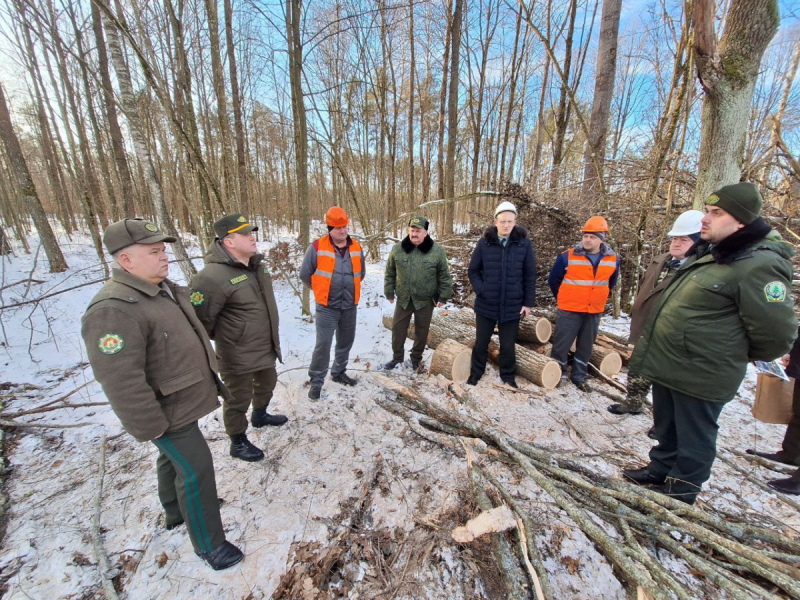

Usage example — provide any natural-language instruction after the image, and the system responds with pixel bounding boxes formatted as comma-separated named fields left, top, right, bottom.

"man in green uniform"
left=625, top=183, right=797, bottom=504
left=382, top=216, right=453, bottom=371
left=82, top=219, right=243, bottom=570
left=190, top=214, right=286, bottom=463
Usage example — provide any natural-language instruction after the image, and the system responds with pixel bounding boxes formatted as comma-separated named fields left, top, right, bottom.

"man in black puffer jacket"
left=467, top=201, right=537, bottom=388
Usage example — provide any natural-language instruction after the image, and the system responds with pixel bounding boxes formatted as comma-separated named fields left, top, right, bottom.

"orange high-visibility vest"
left=310, top=235, right=363, bottom=306
left=557, top=248, right=617, bottom=314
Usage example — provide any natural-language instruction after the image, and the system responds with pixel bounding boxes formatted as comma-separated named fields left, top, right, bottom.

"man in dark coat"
left=747, top=327, right=800, bottom=495
left=467, top=201, right=537, bottom=388
left=191, top=214, right=286, bottom=464
left=82, top=219, right=243, bottom=571
left=608, top=210, right=703, bottom=415
left=625, top=183, right=797, bottom=505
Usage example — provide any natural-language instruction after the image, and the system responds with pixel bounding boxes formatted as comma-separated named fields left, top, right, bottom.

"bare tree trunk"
left=548, top=0, right=578, bottom=193
left=286, top=0, right=311, bottom=316
left=443, top=0, right=463, bottom=234
left=100, top=5, right=196, bottom=280
left=224, top=0, right=250, bottom=214
left=0, top=84, right=67, bottom=272
left=693, top=0, right=779, bottom=204
left=579, top=0, right=622, bottom=204
left=407, top=0, right=415, bottom=208
left=500, top=4, right=525, bottom=185
left=436, top=0, right=453, bottom=202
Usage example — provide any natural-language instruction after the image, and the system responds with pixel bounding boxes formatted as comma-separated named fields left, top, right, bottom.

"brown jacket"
left=81, top=268, right=223, bottom=442
left=629, top=252, right=678, bottom=343
left=190, top=241, right=282, bottom=374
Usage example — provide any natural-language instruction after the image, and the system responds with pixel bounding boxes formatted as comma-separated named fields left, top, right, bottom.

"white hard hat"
left=494, top=201, right=517, bottom=218
left=667, top=210, right=703, bottom=237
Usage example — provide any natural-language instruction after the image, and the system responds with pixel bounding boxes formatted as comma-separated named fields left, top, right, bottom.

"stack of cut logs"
left=381, top=307, right=623, bottom=390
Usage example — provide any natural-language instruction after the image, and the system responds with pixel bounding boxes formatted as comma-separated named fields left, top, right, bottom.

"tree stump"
left=488, top=337, right=561, bottom=389
left=430, top=339, right=472, bottom=382
left=517, top=317, right=551, bottom=343
left=590, top=346, right=622, bottom=376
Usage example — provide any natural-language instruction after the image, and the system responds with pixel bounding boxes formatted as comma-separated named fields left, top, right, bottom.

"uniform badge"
left=144, top=222, right=159, bottom=232
left=764, top=281, right=787, bottom=302
left=98, top=333, right=124, bottom=355
left=237, top=216, right=246, bottom=222
left=230, top=274, right=248, bottom=284
left=707, top=194, right=719, bottom=205
left=189, top=290, right=204, bottom=306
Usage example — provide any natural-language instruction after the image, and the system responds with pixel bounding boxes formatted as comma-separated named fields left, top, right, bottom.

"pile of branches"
left=373, top=374, right=800, bottom=600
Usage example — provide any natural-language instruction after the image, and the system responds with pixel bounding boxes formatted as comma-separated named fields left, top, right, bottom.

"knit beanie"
left=705, top=183, right=763, bottom=225
left=583, top=230, right=607, bottom=241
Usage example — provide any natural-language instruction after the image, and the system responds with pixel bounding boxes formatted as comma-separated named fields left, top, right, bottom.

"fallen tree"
left=372, top=373, right=800, bottom=600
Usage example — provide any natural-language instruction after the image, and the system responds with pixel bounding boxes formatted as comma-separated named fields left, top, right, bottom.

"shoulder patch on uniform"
left=764, top=281, right=787, bottom=302
left=98, top=333, right=124, bottom=355
left=144, top=222, right=159, bottom=232
left=230, top=274, right=248, bottom=285
left=189, top=290, right=204, bottom=306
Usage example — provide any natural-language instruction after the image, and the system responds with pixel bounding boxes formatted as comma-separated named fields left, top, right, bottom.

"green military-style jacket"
left=190, top=241, right=282, bottom=374
left=630, top=230, right=797, bottom=403
left=81, top=268, right=223, bottom=442
left=384, top=235, right=453, bottom=310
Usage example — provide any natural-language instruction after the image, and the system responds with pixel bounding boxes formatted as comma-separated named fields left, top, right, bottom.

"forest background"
left=0, top=0, right=799, bottom=313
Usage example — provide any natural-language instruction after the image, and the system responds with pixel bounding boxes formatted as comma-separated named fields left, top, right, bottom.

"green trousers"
left=153, top=421, right=226, bottom=554
left=220, top=367, right=278, bottom=436
left=391, top=301, right=434, bottom=363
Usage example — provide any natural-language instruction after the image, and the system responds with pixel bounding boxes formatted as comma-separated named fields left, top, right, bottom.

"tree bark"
left=693, top=0, right=780, bottom=204
left=224, top=0, right=249, bottom=214
left=443, top=0, right=463, bottom=234
left=0, top=84, right=67, bottom=272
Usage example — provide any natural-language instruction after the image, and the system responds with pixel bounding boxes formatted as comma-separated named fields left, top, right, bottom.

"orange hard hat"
left=582, top=216, right=609, bottom=233
left=326, top=206, right=349, bottom=228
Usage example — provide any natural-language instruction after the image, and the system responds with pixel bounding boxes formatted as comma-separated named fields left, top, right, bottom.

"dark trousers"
left=550, top=309, right=601, bottom=384
left=220, top=367, right=278, bottom=436
left=308, top=304, right=358, bottom=387
left=391, top=301, right=434, bottom=363
left=781, top=380, right=800, bottom=481
left=470, top=314, right=520, bottom=382
left=648, top=383, right=725, bottom=503
left=153, top=421, right=226, bottom=554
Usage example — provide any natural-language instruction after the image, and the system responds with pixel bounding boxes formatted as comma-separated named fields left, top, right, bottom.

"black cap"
left=213, top=214, right=259, bottom=238
left=103, top=219, right=177, bottom=254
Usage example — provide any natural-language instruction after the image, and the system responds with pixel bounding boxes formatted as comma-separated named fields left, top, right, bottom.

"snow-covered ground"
left=0, top=226, right=796, bottom=599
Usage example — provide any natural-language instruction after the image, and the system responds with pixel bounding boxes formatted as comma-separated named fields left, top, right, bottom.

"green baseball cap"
left=103, top=219, right=177, bottom=254
left=408, top=216, right=429, bottom=230
left=213, top=213, right=259, bottom=238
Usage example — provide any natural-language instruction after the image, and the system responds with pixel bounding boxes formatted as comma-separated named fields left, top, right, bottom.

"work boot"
left=767, top=477, right=800, bottom=495
left=466, top=375, right=480, bottom=386
left=746, top=449, right=796, bottom=466
left=502, top=378, right=518, bottom=389
left=251, top=408, right=288, bottom=427
left=332, top=372, right=358, bottom=386
left=381, top=360, right=401, bottom=371
left=229, top=433, right=264, bottom=462
left=198, top=541, right=244, bottom=571
left=572, top=380, right=589, bottom=392
left=607, top=403, right=642, bottom=415
left=409, top=360, right=422, bottom=372
left=308, top=386, right=321, bottom=401
left=623, top=466, right=667, bottom=486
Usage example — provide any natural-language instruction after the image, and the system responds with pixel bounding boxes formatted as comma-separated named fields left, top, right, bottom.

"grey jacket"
left=82, top=268, right=224, bottom=442
left=300, top=235, right=365, bottom=309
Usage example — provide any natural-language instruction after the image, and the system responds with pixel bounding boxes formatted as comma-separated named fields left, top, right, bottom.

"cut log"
left=430, top=339, right=472, bottom=382
left=382, top=312, right=476, bottom=349
left=488, top=337, right=561, bottom=389
left=517, top=317, right=552, bottom=343
left=526, top=342, right=552, bottom=356
left=590, top=346, right=622, bottom=376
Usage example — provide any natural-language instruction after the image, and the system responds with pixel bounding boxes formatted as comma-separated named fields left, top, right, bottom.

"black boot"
left=251, top=408, right=288, bottom=427
left=229, top=433, right=264, bottom=462
left=607, top=403, right=642, bottom=415
left=198, top=540, right=244, bottom=570
left=308, top=386, right=321, bottom=400
left=381, top=360, right=401, bottom=371
left=746, top=449, right=796, bottom=466
left=502, top=378, right=518, bottom=389
left=623, top=466, right=667, bottom=485
left=466, top=374, right=480, bottom=386
left=767, top=477, right=800, bottom=495
left=332, top=372, right=358, bottom=386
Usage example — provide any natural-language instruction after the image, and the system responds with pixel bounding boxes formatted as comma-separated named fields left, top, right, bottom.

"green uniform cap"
left=408, top=216, right=429, bottom=230
left=213, top=213, right=259, bottom=238
left=705, top=182, right=763, bottom=225
left=103, top=219, right=177, bottom=254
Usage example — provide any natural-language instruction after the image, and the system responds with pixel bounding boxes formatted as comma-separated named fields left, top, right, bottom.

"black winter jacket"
left=468, top=225, right=537, bottom=323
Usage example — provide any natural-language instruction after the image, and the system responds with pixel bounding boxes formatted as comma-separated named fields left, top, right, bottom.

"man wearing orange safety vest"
left=548, top=216, right=619, bottom=391
left=300, top=207, right=364, bottom=400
